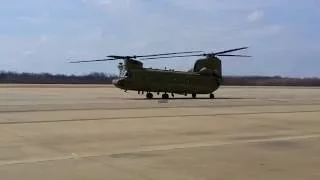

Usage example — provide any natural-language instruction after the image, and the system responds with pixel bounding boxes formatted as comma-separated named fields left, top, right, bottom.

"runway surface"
left=0, top=84, right=320, bottom=180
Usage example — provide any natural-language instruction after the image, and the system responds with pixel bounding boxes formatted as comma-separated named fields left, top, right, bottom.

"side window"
left=125, top=71, right=132, bottom=78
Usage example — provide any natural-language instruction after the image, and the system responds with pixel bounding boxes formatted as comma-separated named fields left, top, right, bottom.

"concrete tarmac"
left=0, top=84, right=320, bottom=180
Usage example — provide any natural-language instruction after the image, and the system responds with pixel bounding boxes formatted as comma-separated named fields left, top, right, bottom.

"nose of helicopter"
left=112, top=79, right=125, bottom=88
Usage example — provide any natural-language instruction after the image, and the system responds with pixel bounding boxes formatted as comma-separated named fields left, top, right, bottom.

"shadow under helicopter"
left=126, top=97, right=255, bottom=100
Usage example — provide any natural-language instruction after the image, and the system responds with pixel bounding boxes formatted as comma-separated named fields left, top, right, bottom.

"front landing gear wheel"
left=162, top=94, right=169, bottom=99
left=146, top=93, right=153, bottom=99
left=210, top=93, right=215, bottom=99
left=192, top=93, right=197, bottom=99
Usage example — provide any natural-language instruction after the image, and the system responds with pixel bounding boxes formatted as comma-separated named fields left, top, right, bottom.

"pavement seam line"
left=1, top=109, right=320, bottom=125
left=0, top=134, right=320, bottom=166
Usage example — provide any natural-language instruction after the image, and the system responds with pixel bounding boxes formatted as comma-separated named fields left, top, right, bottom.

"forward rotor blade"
left=139, top=53, right=251, bottom=60
left=107, top=55, right=128, bottom=59
left=139, top=54, right=205, bottom=60
left=69, top=48, right=250, bottom=63
left=69, top=58, right=117, bottom=63
left=136, top=51, right=204, bottom=58
left=214, top=47, right=248, bottom=55
left=107, top=51, right=204, bottom=59
left=217, top=54, right=251, bottom=57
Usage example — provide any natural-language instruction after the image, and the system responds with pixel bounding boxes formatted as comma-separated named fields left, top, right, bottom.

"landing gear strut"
left=146, top=93, right=153, bottom=99
left=162, top=93, right=169, bottom=99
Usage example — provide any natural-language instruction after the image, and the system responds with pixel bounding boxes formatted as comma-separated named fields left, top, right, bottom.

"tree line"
left=222, top=76, right=320, bottom=86
left=0, top=71, right=116, bottom=84
left=0, top=71, right=320, bottom=86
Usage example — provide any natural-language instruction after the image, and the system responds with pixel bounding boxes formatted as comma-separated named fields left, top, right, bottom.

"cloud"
left=264, top=25, right=282, bottom=34
left=167, top=0, right=290, bottom=11
left=39, top=35, right=49, bottom=43
left=23, top=50, right=35, bottom=56
left=0, top=0, right=319, bottom=76
left=247, top=10, right=264, bottom=22
left=97, top=0, right=113, bottom=6
left=16, top=16, right=46, bottom=24
left=83, top=0, right=135, bottom=10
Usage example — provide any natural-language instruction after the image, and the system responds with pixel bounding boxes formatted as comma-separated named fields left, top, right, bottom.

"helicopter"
left=70, top=47, right=250, bottom=99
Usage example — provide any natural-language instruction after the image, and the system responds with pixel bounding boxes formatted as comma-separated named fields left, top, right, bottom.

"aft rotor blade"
left=139, top=53, right=251, bottom=60
left=135, top=51, right=204, bottom=58
left=217, top=54, right=251, bottom=57
left=107, top=51, right=204, bottom=59
left=107, top=55, right=129, bottom=59
left=214, top=47, right=248, bottom=55
left=139, top=54, right=205, bottom=60
left=69, top=58, right=117, bottom=63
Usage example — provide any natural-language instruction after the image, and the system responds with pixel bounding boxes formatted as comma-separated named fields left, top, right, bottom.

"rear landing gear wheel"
left=192, top=93, right=197, bottom=99
left=146, top=93, right=153, bottom=99
left=210, top=93, right=215, bottom=99
left=162, top=94, right=169, bottom=99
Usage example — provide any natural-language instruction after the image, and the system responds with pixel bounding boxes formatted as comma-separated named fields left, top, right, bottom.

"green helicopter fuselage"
left=112, top=58, right=222, bottom=95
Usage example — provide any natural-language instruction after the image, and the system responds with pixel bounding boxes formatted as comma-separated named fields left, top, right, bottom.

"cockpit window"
left=124, top=71, right=132, bottom=78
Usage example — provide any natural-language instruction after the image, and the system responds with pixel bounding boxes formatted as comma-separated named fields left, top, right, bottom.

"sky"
left=0, top=0, right=319, bottom=77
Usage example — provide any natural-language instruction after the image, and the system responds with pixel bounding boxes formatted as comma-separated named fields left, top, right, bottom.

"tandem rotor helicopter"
left=70, top=47, right=250, bottom=99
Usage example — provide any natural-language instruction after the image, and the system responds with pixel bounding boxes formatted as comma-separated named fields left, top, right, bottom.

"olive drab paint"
left=70, top=47, right=250, bottom=99
left=113, top=57, right=221, bottom=95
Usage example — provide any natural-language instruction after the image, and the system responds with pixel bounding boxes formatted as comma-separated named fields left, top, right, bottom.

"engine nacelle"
left=124, top=59, right=143, bottom=70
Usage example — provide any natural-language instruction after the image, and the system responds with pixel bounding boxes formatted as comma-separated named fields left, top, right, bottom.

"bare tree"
left=0, top=71, right=319, bottom=86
